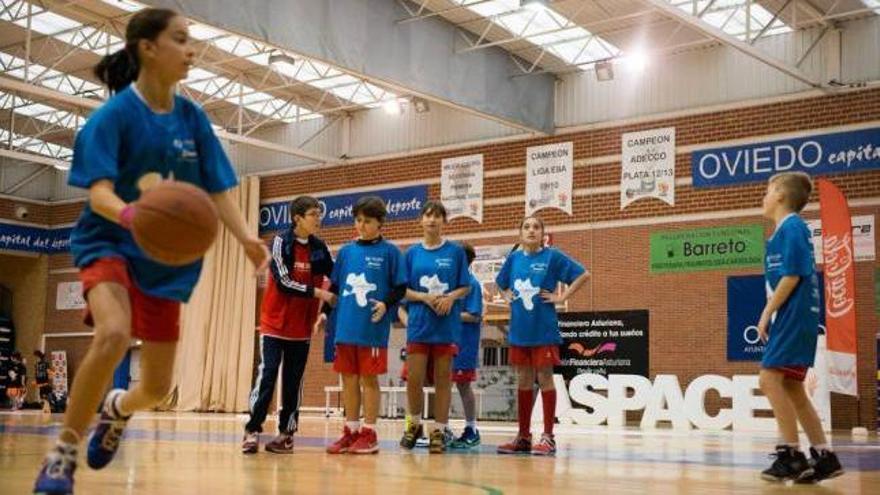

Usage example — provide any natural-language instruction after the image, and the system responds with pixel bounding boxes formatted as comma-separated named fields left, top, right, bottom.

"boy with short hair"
left=757, top=171, right=844, bottom=483
left=326, top=196, right=407, bottom=454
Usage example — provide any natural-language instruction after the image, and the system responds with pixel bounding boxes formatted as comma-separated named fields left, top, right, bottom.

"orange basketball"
left=131, top=181, right=219, bottom=266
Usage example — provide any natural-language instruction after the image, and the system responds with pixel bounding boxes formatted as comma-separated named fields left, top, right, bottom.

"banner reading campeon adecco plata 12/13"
left=650, top=225, right=764, bottom=273
left=691, top=126, right=880, bottom=188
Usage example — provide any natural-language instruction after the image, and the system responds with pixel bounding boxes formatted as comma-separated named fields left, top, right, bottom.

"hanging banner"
left=807, top=215, right=875, bottom=264
left=441, top=154, right=483, bottom=223
left=259, top=185, right=428, bottom=234
left=818, top=179, right=858, bottom=396
left=621, top=127, right=675, bottom=209
left=650, top=225, right=765, bottom=273
left=55, top=281, right=86, bottom=310
left=0, top=223, right=71, bottom=254
left=556, top=310, right=649, bottom=381
left=526, top=142, right=573, bottom=216
left=691, top=126, right=880, bottom=187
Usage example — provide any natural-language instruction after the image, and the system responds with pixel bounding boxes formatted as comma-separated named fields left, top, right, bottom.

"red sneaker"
left=326, top=427, right=359, bottom=454
left=531, top=434, right=556, bottom=456
left=349, top=427, right=379, bottom=454
left=497, top=434, right=532, bottom=454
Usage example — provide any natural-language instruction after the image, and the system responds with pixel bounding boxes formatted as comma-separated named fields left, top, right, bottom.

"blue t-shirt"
left=761, top=214, right=820, bottom=368
left=405, top=241, right=471, bottom=344
left=453, top=273, right=483, bottom=371
left=496, top=247, right=585, bottom=346
left=68, top=87, right=237, bottom=302
left=330, top=239, right=406, bottom=348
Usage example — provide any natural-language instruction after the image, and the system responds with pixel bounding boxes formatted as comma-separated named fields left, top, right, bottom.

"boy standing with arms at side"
left=326, top=196, right=407, bottom=454
left=757, top=172, right=843, bottom=483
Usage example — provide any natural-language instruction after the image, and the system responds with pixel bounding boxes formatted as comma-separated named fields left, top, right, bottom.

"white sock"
left=362, top=423, right=376, bottom=432
left=813, top=443, right=829, bottom=452
left=466, top=421, right=477, bottom=430
left=410, top=415, right=420, bottom=426
left=346, top=421, right=361, bottom=432
left=112, top=392, right=132, bottom=418
left=55, top=440, right=77, bottom=457
left=434, top=422, right=447, bottom=432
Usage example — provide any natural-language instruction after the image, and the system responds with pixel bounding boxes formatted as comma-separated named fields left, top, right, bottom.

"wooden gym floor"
left=1, top=410, right=878, bottom=494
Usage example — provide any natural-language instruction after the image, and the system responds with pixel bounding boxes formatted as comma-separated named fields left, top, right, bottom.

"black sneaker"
left=399, top=423, right=423, bottom=450
left=760, top=445, right=813, bottom=482
left=796, top=448, right=844, bottom=483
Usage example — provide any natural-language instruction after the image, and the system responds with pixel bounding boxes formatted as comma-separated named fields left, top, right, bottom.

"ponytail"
left=93, top=8, right=177, bottom=94
left=94, top=48, right=138, bottom=94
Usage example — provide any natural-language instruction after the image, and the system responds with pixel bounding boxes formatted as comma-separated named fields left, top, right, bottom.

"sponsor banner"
left=526, top=142, right=573, bottom=216
left=441, top=154, right=483, bottom=223
left=727, top=274, right=826, bottom=361
left=556, top=310, right=649, bottom=380
left=807, top=215, right=875, bottom=264
left=818, top=179, right=858, bottom=396
left=691, top=126, right=880, bottom=188
left=259, top=185, right=428, bottom=234
left=0, top=223, right=71, bottom=254
left=650, top=225, right=765, bottom=273
left=621, top=127, right=675, bottom=209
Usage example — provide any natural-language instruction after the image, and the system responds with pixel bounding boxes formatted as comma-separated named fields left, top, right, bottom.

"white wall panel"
left=555, top=17, right=880, bottom=127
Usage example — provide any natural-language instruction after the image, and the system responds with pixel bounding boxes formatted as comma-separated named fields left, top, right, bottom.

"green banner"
left=650, top=225, right=765, bottom=273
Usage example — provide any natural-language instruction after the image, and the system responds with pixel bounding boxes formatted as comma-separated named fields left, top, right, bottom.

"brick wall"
left=6, top=86, right=878, bottom=428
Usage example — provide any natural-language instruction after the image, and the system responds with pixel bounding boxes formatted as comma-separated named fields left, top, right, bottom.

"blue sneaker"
left=450, top=426, right=481, bottom=449
left=87, top=389, right=131, bottom=470
left=33, top=446, right=77, bottom=494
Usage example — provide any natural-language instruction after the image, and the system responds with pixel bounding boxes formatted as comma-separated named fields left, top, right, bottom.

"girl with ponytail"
left=34, top=8, right=268, bottom=494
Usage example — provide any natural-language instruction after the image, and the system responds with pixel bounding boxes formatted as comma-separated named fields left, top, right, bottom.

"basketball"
left=131, top=181, right=219, bottom=266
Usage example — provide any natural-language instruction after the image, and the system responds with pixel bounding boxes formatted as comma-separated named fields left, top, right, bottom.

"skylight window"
left=450, top=0, right=620, bottom=65
left=668, top=0, right=791, bottom=40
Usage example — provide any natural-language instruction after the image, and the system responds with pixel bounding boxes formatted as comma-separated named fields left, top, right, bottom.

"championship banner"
left=818, top=179, right=858, bottom=396
left=441, top=154, right=483, bottom=223
left=526, top=142, right=573, bottom=216
left=621, top=127, right=675, bottom=209
left=0, top=223, right=72, bottom=254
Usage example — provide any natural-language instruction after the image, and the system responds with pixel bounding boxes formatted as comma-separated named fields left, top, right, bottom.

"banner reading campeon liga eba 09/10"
left=818, top=178, right=858, bottom=397
left=526, top=141, right=573, bottom=216
left=691, top=126, right=880, bottom=188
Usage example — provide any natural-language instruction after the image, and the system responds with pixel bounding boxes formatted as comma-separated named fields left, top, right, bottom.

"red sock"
left=517, top=389, right=533, bottom=437
left=542, top=389, right=556, bottom=435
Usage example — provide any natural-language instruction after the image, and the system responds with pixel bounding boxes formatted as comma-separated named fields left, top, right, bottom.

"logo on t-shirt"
left=420, top=275, right=448, bottom=295
left=513, top=278, right=540, bottom=311
left=343, top=273, right=377, bottom=307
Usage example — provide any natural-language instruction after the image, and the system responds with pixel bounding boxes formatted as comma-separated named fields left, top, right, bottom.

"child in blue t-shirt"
left=34, top=9, right=269, bottom=494
left=449, top=243, right=483, bottom=449
left=399, top=201, right=471, bottom=454
left=325, top=196, right=407, bottom=455
left=495, top=216, right=589, bottom=456
left=757, top=172, right=843, bottom=483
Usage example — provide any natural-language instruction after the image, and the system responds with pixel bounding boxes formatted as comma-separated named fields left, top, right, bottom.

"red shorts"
left=773, top=366, right=808, bottom=382
left=406, top=342, right=458, bottom=358
left=451, top=369, right=477, bottom=383
left=334, top=344, right=388, bottom=375
left=510, top=345, right=561, bottom=367
left=80, top=257, right=181, bottom=342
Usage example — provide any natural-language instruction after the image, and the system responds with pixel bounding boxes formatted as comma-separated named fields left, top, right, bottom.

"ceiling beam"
left=0, top=75, right=342, bottom=164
